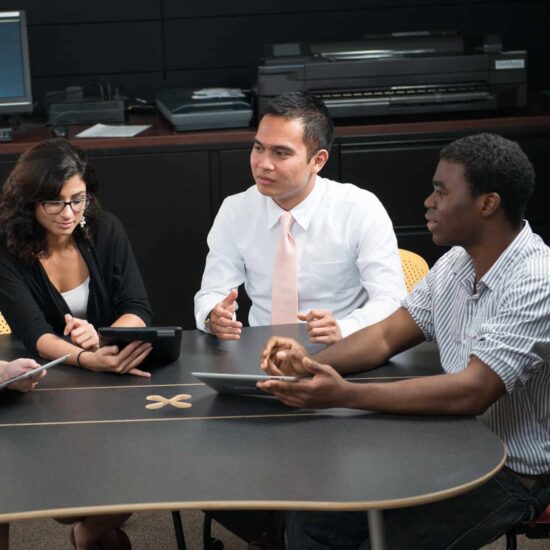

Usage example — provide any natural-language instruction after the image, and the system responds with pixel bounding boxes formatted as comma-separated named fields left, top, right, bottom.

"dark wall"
left=6, top=0, right=550, bottom=103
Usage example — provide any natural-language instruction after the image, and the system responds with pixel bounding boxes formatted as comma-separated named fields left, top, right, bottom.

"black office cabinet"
left=339, top=130, right=550, bottom=266
left=218, top=149, right=255, bottom=209
left=513, top=135, right=550, bottom=245
left=90, top=151, right=211, bottom=328
left=339, top=136, right=450, bottom=265
left=0, top=159, right=18, bottom=187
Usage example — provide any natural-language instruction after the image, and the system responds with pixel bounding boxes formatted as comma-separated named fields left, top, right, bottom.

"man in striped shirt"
left=259, top=133, right=550, bottom=548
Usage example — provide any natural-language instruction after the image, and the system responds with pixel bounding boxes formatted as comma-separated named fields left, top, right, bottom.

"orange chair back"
left=0, top=312, right=11, bottom=335
left=399, top=249, right=429, bottom=293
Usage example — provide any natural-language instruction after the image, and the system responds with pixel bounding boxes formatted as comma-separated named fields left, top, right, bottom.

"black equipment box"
left=156, top=89, right=253, bottom=132
left=256, top=32, right=527, bottom=120
left=47, top=98, right=125, bottom=126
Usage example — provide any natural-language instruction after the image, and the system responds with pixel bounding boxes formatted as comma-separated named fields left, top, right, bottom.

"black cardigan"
left=0, top=211, right=152, bottom=353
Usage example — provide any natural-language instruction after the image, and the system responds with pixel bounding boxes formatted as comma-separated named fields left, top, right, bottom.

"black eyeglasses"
left=41, top=197, right=89, bottom=215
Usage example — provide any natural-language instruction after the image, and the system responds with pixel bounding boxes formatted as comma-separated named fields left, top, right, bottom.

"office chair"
left=0, top=313, right=11, bottom=335
left=399, top=249, right=429, bottom=293
left=505, top=504, right=550, bottom=549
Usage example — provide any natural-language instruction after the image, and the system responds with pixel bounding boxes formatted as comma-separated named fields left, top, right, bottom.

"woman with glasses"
left=0, top=139, right=151, bottom=549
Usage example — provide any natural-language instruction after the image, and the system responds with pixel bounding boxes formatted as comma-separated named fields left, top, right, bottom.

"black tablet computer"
left=98, top=326, right=182, bottom=363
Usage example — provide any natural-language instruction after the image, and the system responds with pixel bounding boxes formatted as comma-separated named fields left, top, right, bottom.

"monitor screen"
left=0, top=10, right=32, bottom=115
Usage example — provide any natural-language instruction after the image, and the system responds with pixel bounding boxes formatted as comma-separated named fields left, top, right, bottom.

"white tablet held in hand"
left=0, top=354, right=70, bottom=390
left=192, top=372, right=298, bottom=397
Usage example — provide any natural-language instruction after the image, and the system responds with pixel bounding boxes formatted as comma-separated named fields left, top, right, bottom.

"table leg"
left=171, top=510, right=187, bottom=550
left=367, top=509, right=386, bottom=550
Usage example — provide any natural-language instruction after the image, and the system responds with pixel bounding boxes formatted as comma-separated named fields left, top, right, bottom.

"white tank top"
left=61, top=276, right=90, bottom=319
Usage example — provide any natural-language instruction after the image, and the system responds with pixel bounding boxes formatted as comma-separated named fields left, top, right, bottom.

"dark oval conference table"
left=0, top=325, right=506, bottom=550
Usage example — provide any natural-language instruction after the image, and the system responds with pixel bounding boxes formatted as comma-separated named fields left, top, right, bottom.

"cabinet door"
left=219, top=149, right=255, bottom=205
left=0, top=159, right=18, bottom=187
left=91, top=151, right=211, bottom=329
left=340, top=137, right=450, bottom=264
left=514, top=135, right=550, bottom=245
left=340, top=138, right=447, bottom=228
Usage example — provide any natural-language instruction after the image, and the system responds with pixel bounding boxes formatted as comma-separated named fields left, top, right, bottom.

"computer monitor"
left=0, top=10, right=32, bottom=115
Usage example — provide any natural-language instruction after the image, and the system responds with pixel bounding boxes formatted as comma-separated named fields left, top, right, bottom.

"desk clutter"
left=0, top=9, right=529, bottom=139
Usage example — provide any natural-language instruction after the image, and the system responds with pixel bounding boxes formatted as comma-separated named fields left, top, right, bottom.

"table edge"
left=0, top=448, right=506, bottom=522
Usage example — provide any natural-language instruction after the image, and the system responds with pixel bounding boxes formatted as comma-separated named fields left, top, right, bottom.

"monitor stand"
left=0, top=127, right=13, bottom=142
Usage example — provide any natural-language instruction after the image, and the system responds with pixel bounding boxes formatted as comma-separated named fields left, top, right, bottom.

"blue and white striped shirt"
left=404, top=222, right=550, bottom=475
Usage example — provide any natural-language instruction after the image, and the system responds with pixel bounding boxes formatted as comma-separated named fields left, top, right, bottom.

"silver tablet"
left=192, top=372, right=298, bottom=396
left=0, top=354, right=70, bottom=390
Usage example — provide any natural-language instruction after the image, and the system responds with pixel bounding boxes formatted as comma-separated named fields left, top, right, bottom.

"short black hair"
left=440, top=133, right=535, bottom=226
left=263, top=91, right=334, bottom=159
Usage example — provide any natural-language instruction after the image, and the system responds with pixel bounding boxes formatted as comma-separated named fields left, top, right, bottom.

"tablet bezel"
left=192, top=371, right=298, bottom=396
left=98, top=326, right=183, bottom=363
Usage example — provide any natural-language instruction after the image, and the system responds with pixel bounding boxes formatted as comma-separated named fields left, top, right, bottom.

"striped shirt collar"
left=451, top=221, right=533, bottom=293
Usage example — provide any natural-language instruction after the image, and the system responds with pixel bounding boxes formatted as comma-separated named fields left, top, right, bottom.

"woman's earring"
left=79, top=215, right=87, bottom=228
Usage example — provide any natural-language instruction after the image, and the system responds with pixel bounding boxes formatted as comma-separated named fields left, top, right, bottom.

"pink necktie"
left=271, top=211, right=298, bottom=325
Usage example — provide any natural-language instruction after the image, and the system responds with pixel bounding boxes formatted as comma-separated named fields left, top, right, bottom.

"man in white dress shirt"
left=194, top=91, right=406, bottom=344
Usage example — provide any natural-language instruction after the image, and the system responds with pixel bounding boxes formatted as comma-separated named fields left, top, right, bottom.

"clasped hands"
left=209, top=289, right=342, bottom=344
left=63, top=314, right=152, bottom=378
left=257, top=336, right=353, bottom=409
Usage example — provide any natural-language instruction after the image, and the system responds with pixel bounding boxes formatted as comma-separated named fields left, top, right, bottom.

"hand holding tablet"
left=192, top=372, right=298, bottom=397
left=98, top=327, right=182, bottom=363
left=0, top=354, right=70, bottom=391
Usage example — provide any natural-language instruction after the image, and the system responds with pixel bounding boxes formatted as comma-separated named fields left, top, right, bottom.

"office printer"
left=256, top=32, right=527, bottom=119
left=156, top=88, right=253, bottom=131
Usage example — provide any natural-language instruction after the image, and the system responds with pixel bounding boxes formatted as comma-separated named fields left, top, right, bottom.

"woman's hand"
left=64, top=314, right=99, bottom=351
left=79, top=341, right=153, bottom=378
left=1, top=358, right=44, bottom=392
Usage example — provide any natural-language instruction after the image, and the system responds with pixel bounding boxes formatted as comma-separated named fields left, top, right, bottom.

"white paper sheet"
left=76, top=123, right=151, bottom=138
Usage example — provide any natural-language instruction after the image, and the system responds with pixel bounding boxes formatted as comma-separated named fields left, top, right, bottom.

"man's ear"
left=311, top=149, right=329, bottom=173
left=480, top=192, right=501, bottom=218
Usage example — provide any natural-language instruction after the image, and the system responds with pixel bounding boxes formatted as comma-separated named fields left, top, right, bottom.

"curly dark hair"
left=263, top=91, right=334, bottom=160
left=440, top=133, right=535, bottom=227
left=0, top=138, right=101, bottom=264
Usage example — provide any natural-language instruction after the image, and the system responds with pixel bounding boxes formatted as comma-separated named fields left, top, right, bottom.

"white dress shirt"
left=194, top=176, right=406, bottom=337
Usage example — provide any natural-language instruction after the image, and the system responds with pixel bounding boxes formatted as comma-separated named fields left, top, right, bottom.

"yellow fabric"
left=399, top=249, right=429, bottom=293
left=0, top=312, right=11, bottom=335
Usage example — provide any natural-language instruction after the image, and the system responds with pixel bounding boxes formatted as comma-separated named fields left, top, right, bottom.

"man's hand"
left=298, top=310, right=342, bottom=344
left=257, top=356, right=353, bottom=409
left=79, top=341, right=153, bottom=378
left=209, top=289, right=242, bottom=340
left=260, top=336, right=309, bottom=377
left=64, top=314, right=99, bottom=350
left=1, top=358, right=44, bottom=392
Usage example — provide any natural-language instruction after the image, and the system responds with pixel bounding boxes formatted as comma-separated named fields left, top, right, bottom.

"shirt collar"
left=480, top=221, right=532, bottom=290
left=266, top=176, right=327, bottom=230
left=451, top=221, right=533, bottom=292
